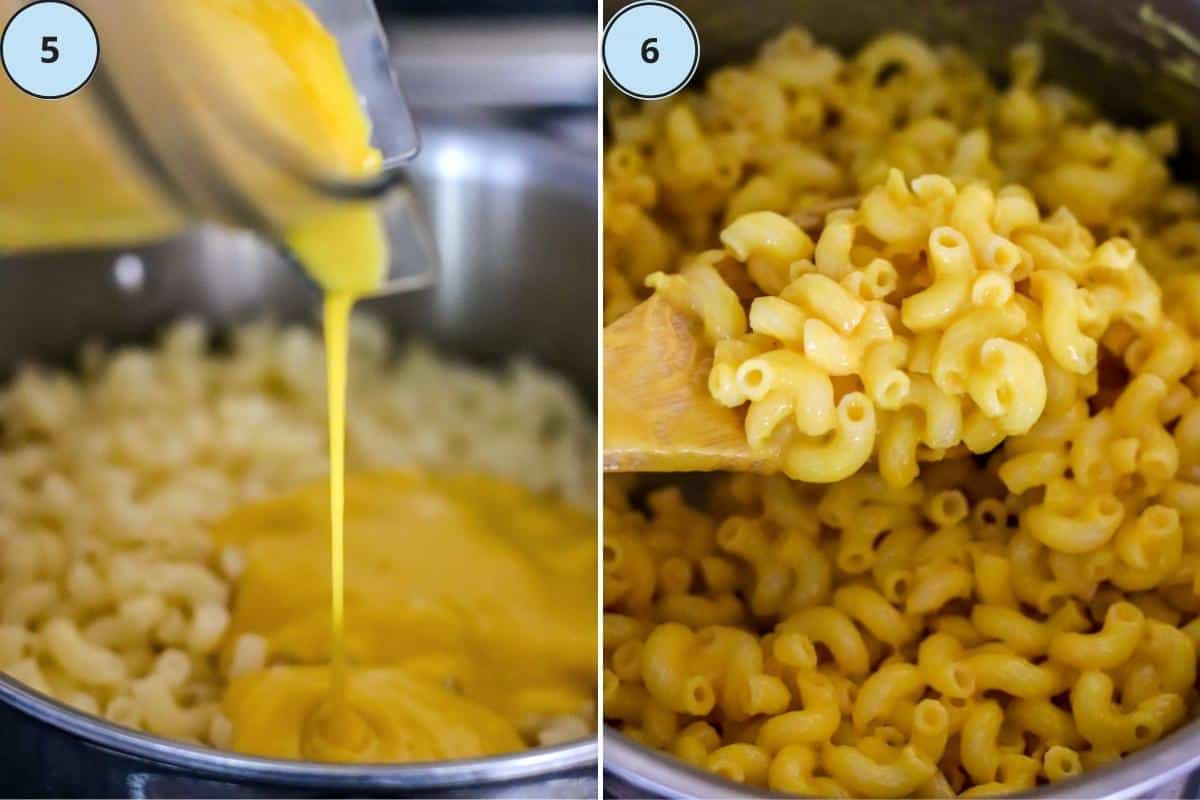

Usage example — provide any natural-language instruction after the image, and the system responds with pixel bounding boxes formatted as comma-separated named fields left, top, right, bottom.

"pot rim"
left=0, top=672, right=597, bottom=788
left=604, top=723, right=1200, bottom=799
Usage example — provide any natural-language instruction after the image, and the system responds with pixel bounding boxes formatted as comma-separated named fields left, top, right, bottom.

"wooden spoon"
left=602, top=196, right=858, bottom=474
left=604, top=292, right=774, bottom=472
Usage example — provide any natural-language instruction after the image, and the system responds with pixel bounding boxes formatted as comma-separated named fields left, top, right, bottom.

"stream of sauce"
left=323, top=292, right=353, bottom=710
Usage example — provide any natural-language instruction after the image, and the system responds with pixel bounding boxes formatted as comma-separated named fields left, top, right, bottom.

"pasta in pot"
left=0, top=315, right=596, bottom=752
left=604, top=26, right=1200, bottom=798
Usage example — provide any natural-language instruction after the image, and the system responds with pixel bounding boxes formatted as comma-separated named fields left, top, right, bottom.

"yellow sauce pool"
left=213, top=470, right=597, bottom=761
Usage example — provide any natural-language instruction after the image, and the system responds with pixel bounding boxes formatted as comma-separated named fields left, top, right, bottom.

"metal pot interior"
left=0, top=117, right=597, bottom=793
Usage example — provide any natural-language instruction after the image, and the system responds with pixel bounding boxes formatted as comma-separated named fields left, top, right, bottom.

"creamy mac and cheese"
left=605, top=27, right=1200, bottom=797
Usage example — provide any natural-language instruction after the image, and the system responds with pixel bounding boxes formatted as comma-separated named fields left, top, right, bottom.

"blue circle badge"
left=603, top=1, right=698, bottom=100
left=2, top=1, right=98, bottom=99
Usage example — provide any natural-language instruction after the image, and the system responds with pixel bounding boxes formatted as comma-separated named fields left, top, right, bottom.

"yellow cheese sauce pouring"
left=323, top=292, right=353, bottom=724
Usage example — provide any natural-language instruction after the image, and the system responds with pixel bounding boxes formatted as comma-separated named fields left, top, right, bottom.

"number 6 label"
left=603, top=1, right=698, bottom=100
left=2, top=1, right=98, bottom=99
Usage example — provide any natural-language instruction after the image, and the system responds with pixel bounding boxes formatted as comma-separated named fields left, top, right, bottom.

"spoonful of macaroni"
left=604, top=197, right=858, bottom=474
left=604, top=170, right=1154, bottom=487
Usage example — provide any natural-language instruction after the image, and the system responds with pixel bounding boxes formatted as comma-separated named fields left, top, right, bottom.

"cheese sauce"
left=213, top=470, right=597, bottom=761
left=323, top=292, right=354, bottom=712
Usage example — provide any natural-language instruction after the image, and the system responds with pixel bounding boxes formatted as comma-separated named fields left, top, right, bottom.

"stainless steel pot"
left=601, top=0, right=1200, bottom=797
left=0, top=116, right=597, bottom=798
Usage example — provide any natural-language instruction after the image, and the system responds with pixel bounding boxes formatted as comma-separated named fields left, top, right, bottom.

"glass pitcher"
left=0, top=0, right=436, bottom=295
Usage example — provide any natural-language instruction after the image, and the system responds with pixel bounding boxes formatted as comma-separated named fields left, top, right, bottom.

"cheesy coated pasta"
left=604, top=26, right=1200, bottom=798
left=652, top=171, right=1158, bottom=485
left=605, top=463, right=1198, bottom=796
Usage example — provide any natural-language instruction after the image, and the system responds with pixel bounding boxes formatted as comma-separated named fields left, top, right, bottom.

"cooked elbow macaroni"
left=605, top=462, right=1198, bottom=796
left=648, top=169, right=1157, bottom=486
left=605, top=26, right=1200, bottom=798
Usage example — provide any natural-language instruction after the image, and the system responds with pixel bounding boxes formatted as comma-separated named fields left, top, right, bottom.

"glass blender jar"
left=0, top=0, right=436, bottom=295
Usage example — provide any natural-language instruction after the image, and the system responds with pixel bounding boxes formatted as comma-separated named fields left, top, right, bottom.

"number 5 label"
left=2, top=1, right=97, bottom=99
left=603, top=1, right=698, bottom=100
